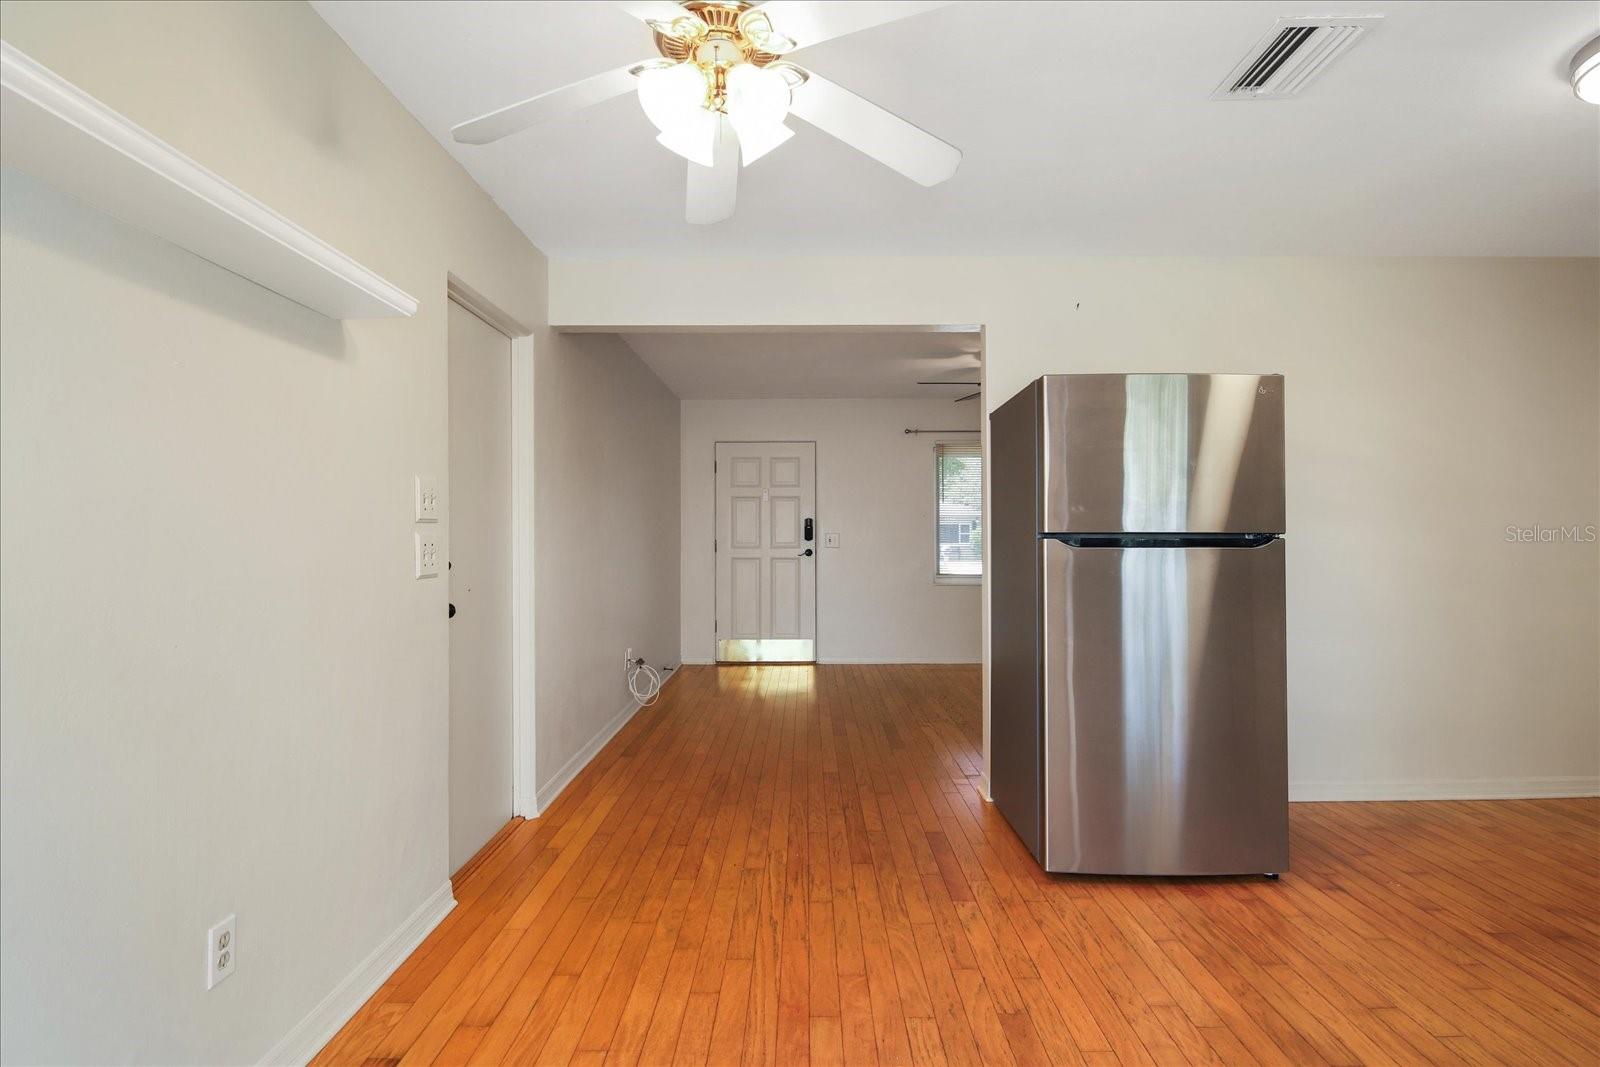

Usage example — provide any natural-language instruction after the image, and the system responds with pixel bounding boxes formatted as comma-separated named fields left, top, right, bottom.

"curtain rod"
left=904, top=428, right=980, bottom=435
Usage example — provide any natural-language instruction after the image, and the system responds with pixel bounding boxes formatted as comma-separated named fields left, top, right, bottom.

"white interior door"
left=715, top=441, right=817, bottom=662
left=448, top=298, right=513, bottom=873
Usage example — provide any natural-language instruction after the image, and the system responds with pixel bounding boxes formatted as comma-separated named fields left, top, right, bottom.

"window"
left=935, top=442, right=982, bottom=581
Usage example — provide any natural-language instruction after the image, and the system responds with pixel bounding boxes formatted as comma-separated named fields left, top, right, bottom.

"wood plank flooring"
left=314, top=665, right=1600, bottom=1066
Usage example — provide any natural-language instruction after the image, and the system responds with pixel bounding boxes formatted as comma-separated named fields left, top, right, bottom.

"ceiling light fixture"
left=634, top=2, right=802, bottom=168
left=450, top=1, right=963, bottom=225
left=1572, top=35, right=1600, bottom=104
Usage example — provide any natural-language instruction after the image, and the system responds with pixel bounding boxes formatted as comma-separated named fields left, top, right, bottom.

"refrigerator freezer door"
left=1042, top=537, right=1288, bottom=875
left=1041, top=374, right=1285, bottom=534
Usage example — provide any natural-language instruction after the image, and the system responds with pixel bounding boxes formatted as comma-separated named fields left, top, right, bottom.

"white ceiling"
left=312, top=1, right=1600, bottom=258
left=618, top=329, right=982, bottom=398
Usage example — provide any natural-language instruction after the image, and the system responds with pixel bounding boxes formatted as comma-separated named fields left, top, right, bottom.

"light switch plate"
left=824, top=532, right=840, bottom=548
left=415, top=531, right=441, bottom=578
left=414, top=476, right=439, bottom=522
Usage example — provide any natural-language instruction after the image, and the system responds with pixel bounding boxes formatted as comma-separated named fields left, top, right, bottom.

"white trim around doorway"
left=510, top=332, right=536, bottom=817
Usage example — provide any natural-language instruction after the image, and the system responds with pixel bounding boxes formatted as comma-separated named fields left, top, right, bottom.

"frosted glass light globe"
left=725, top=63, right=793, bottom=165
left=656, top=109, right=719, bottom=167
left=638, top=62, right=716, bottom=165
left=1574, top=36, right=1600, bottom=105
left=637, top=62, right=709, bottom=134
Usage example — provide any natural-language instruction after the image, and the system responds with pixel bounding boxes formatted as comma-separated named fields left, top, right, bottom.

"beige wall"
left=536, top=332, right=679, bottom=795
left=681, top=398, right=982, bottom=664
left=555, top=255, right=1600, bottom=799
left=0, top=1, right=675, bottom=1062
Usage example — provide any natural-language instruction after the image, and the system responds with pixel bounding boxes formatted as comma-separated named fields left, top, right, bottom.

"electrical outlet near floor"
left=206, top=914, right=236, bottom=989
left=624, top=647, right=633, bottom=670
left=415, top=531, right=440, bottom=578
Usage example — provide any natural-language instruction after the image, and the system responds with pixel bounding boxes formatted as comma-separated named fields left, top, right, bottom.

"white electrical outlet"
left=414, top=476, right=439, bottom=523
left=206, top=914, right=236, bottom=989
left=824, top=532, right=840, bottom=548
left=415, top=531, right=441, bottom=578
left=624, top=647, right=633, bottom=670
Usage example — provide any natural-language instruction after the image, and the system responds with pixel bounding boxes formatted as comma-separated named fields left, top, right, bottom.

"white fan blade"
left=788, top=70, right=961, bottom=186
left=452, top=65, right=637, bottom=145
left=753, top=1, right=955, bottom=50
left=686, top=117, right=739, bottom=224
left=616, top=1, right=692, bottom=23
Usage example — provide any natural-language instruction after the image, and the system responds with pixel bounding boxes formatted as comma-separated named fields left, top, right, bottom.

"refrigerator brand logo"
left=1504, top=524, right=1597, bottom=543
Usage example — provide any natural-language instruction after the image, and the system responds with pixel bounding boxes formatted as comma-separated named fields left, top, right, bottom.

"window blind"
left=935, top=443, right=983, bottom=577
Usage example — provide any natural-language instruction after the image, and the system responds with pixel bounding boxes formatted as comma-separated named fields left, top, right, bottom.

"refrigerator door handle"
left=1048, top=533, right=1279, bottom=549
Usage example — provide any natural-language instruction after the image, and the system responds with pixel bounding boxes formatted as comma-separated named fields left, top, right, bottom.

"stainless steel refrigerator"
left=990, top=374, right=1288, bottom=877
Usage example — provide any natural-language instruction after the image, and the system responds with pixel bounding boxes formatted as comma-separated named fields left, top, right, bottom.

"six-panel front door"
left=715, top=442, right=817, bottom=662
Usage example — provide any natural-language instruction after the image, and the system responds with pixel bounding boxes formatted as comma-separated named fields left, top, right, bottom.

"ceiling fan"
left=915, top=345, right=981, bottom=401
left=917, top=380, right=981, bottom=403
left=451, top=1, right=962, bottom=224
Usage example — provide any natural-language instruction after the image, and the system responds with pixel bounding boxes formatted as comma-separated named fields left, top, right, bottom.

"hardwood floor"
left=314, top=665, right=1600, bottom=1066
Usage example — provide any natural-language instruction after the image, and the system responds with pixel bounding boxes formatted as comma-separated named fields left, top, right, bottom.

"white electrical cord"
left=627, top=658, right=663, bottom=707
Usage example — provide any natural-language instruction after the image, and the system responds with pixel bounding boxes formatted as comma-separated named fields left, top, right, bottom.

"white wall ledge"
left=0, top=41, right=417, bottom=320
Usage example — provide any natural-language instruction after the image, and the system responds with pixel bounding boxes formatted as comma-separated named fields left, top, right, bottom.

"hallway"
left=315, top=665, right=1599, bottom=1065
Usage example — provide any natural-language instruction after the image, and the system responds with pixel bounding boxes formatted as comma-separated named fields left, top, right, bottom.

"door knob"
left=798, top=548, right=814, bottom=557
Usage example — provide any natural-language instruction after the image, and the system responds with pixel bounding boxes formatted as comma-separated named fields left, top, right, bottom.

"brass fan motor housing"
left=651, top=2, right=783, bottom=72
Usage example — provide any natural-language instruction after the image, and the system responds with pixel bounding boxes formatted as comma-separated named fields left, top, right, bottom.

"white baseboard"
left=1289, top=776, right=1600, bottom=802
left=535, top=699, right=639, bottom=815
left=259, top=880, right=455, bottom=1065
left=533, top=667, right=683, bottom=814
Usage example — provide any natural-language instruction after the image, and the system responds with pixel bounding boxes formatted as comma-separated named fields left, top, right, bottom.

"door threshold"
left=715, top=660, right=817, bottom=666
left=716, top=638, right=815, bottom=663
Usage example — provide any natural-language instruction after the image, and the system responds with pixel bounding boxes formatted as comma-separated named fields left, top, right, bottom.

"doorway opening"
left=586, top=325, right=986, bottom=669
